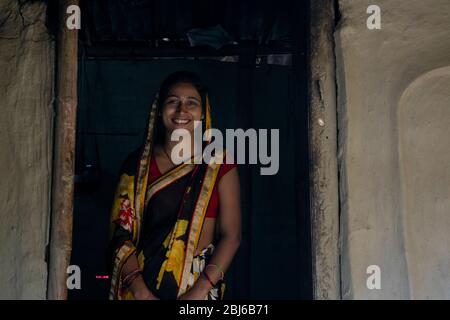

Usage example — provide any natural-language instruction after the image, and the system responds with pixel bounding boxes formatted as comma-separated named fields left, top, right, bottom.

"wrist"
left=197, top=274, right=214, bottom=292
left=129, top=275, right=146, bottom=294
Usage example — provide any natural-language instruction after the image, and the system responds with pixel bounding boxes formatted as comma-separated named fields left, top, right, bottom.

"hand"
left=177, top=277, right=211, bottom=300
left=129, top=274, right=159, bottom=300
left=178, top=288, right=208, bottom=300
left=134, top=288, right=159, bottom=300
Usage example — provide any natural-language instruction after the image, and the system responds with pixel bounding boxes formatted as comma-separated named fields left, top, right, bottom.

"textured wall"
left=336, top=0, right=450, bottom=299
left=0, top=0, right=54, bottom=299
left=399, top=67, right=450, bottom=299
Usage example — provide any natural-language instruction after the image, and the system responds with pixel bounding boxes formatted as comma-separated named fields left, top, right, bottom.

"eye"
left=165, top=99, right=178, bottom=105
left=187, top=100, right=200, bottom=107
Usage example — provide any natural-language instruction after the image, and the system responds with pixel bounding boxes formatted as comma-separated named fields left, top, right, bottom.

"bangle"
left=122, top=269, right=141, bottom=289
left=206, top=264, right=224, bottom=280
left=202, top=272, right=215, bottom=288
left=123, top=269, right=140, bottom=283
left=123, top=272, right=140, bottom=290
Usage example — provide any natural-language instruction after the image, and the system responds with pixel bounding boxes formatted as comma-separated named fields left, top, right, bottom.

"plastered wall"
left=336, top=0, right=450, bottom=299
left=0, top=0, right=54, bottom=299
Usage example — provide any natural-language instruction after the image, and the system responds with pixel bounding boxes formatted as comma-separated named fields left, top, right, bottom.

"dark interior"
left=69, top=0, right=311, bottom=300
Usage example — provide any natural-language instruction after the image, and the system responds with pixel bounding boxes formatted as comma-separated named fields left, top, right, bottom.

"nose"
left=176, top=99, right=189, bottom=112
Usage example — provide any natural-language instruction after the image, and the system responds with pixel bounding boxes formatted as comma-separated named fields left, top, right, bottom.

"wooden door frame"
left=47, top=0, right=79, bottom=300
left=308, top=0, right=341, bottom=299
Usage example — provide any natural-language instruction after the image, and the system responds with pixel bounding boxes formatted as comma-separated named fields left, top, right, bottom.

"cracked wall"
left=0, top=0, right=54, bottom=299
left=335, top=0, right=450, bottom=299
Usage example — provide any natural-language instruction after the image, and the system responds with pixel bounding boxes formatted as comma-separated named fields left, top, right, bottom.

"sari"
left=108, top=95, right=226, bottom=300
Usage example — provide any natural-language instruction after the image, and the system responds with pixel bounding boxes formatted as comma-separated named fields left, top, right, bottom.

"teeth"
left=173, top=119, right=189, bottom=124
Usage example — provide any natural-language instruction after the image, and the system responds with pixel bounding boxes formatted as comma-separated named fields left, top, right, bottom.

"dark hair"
left=158, top=71, right=207, bottom=108
left=154, top=71, right=208, bottom=145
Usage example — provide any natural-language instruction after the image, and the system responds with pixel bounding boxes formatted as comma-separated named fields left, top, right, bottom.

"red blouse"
left=148, top=154, right=236, bottom=218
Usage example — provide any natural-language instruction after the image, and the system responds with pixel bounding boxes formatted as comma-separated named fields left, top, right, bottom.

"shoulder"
left=216, top=149, right=237, bottom=180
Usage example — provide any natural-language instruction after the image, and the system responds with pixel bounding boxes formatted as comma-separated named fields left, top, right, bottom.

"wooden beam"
left=308, top=0, right=341, bottom=299
left=47, top=0, right=79, bottom=300
left=81, top=41, right=296, bottom=59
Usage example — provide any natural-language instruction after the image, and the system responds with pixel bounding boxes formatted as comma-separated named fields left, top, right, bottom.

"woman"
left=108, top=71, right=241, bottom=300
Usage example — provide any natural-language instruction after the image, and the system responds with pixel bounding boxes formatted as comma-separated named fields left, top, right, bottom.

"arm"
left=110, top=221, right=159, bottom=300
left=121, top=254, right=159, bottom=300
left=109, top=150, right=159, bottom=300
left=179, top=167, right=242, bottom=299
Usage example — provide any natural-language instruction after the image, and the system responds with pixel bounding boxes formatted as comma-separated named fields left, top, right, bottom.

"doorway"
left=69, top=0, right=311, bottom=300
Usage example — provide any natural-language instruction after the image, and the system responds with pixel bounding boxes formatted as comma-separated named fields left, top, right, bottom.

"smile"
left=172, top=118, right=191, bottom=125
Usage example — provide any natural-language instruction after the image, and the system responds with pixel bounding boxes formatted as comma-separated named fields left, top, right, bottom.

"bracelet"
left=123, top=272, right=140, bottom=290
left=122, top=269, right=141, bottom=289
left=202, top=271, right=215, bottom=288
left=123, top=269, right=140, bottom=284
left=206, top=264, right=224, bottom=280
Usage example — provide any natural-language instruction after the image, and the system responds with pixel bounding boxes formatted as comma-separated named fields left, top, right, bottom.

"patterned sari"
left=108, top=95, right=225, bottom=300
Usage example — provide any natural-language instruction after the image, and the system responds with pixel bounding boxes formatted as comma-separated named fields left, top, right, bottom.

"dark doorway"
left=69, top=0, right=311, bottom=300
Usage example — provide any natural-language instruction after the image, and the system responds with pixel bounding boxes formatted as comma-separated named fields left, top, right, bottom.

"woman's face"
left=161, top=82, right=203, bottom=135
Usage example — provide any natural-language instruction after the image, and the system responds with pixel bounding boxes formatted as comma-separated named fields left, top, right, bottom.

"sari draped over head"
left=108, top=94, right=226, bottom=300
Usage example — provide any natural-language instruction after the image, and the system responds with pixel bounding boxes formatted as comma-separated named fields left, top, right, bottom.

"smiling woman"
left=108, top=71, right=242, bottom=300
